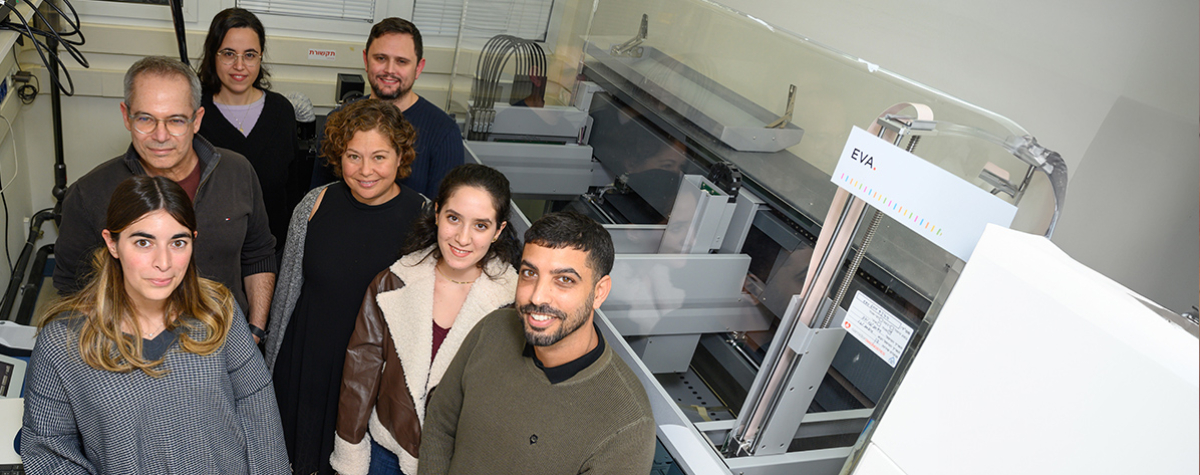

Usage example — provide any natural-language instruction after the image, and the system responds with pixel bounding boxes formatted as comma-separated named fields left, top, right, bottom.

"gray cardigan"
left=264, top=184, right=329, bottom=370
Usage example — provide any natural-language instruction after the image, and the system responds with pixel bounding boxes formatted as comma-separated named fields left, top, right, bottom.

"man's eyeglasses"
left=217, top=49, right=261, bottom=66
left=129, top=113, right=193, bottom=137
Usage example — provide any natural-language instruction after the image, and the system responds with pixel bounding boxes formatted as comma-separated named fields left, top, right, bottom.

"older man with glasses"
left=54, top=56, right=277, bottom=342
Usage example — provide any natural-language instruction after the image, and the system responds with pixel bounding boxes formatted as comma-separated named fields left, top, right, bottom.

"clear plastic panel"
left=447, top=0, right=1042, bottom=192
left=571, top=0, right=1055, bottom=299
left=578, top=0, right=1036, bottom=198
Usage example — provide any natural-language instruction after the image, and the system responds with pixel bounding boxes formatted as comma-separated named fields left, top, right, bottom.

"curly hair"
left=41, top=176, right=235, bottom=377
left=321, top=98, right=417, bottom=180
left=198, top=8, right=271, bottom=95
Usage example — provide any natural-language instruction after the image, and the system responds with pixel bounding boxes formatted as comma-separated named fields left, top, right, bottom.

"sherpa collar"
left=374, top=247, right=517, bottom=425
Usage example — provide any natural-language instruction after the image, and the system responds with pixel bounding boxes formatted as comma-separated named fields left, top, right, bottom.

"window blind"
left=413, top=0, right=554, bottom=41
left=238, top=0, right=377, bottom=22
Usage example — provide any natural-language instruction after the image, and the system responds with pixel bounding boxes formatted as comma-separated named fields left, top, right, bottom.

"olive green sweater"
left=419, top=309, right=657, bottom=474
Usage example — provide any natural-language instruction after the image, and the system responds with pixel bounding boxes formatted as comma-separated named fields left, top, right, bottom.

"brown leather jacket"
left=331, top=250, right=517, bottom=475
left=337, top=270, right=421, bottom=455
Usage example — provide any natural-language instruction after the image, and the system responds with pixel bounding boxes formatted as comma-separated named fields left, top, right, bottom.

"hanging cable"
left=0, top=114, right=19, bottom=273
left=0, top=0, right=89, bottom=96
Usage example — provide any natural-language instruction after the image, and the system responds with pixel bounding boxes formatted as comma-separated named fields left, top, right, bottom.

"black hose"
left=15, top=244, right=54, bottom=325
left=1, top=209, right=54, bottom=322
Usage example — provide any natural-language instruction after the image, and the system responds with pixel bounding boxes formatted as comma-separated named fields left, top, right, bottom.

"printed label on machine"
left=842, top=291, right=913, bottom=367
left=831, top=126, right=1017, bottom=261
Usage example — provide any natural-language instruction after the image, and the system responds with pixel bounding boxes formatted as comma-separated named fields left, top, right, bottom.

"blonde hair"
left=41, top=176, right=235, bottom=377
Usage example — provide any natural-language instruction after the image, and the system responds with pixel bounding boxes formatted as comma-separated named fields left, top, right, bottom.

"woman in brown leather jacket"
left=330, top=164, right=521, bottom=475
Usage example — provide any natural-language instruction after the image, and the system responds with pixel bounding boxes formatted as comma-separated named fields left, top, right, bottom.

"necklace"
left=218, top=89, right=259, bottom=133
left=436, top=264, right=475, bottom=285
left=233, top=107, right=251, bottom=133
left=142, top=320, right=168, bottom=339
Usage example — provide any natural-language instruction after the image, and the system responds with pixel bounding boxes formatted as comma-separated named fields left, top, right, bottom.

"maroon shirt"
left=176, top=160, right=202, bottom=201
left=431, top=321, right=451, bottom=360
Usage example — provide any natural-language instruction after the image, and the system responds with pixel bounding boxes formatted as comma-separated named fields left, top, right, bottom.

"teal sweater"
left=419, top=309, right=657, bottom=474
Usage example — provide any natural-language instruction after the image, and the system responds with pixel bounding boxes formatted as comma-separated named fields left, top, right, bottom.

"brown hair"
left=366, top=17, right=423, bottom=61
left=198, top=8, right=271, bottom=94
left=41, top=176, right=235, bottom=377
left=321, top=98, right=417, bottom=180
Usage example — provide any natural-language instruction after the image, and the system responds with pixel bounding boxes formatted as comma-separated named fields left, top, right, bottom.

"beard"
left=370, top=75, right=410, bottom=101
left=520, top=291, right=594, bottom=347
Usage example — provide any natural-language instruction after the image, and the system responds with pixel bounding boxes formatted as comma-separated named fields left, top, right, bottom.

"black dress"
left=273, top=182, right=424, bottom=475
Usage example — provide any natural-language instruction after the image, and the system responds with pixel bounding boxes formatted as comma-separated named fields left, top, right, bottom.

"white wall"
left=714, top=0, right=1199, bottom=313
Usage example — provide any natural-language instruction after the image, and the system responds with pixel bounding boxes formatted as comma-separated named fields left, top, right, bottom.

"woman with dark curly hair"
left=264, top=98, right=425, bottom=475
left=197, top=8, right=297, bottom=252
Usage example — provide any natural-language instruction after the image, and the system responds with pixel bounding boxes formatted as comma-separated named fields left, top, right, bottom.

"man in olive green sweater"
left=419, top=211, right=656, bottom=474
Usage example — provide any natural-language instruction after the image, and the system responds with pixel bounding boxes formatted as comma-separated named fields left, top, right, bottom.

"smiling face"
left=341, top=128, right=401, bottom=205
left=102, top=209, right=194, bottom=311
left=516, top=243, right=612, bottom=348
left=120, top=73, right=204, bottom=181
left=363, top=32, right=425, bottom=106
left=437, top=185, right=506, bottom=276
left=215, top=27, right=262, bottom=96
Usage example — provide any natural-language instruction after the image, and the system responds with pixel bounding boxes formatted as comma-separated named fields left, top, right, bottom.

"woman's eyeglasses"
left=217, top=49, right=261, bottom=66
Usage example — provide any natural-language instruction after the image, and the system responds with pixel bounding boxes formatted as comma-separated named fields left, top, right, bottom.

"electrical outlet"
left=1, top=65, right=20, bottom=107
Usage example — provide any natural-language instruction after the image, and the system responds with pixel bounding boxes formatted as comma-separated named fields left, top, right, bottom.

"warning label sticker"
left=842, top=291, right=914, bottom=367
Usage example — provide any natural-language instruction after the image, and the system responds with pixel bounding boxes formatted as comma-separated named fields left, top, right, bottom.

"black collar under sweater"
left=523, top=324, right=606, bottom=384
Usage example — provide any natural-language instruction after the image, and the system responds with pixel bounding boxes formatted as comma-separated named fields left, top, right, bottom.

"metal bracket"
left=874, top=114, right=936, bottom=142
left=1005, top=135, right=1068, bottom=237
left=611, top=14, right=648, bottom=57
left=766, top=84, right=797, bottom=129
left=978, top=162, right=1019, bottom=197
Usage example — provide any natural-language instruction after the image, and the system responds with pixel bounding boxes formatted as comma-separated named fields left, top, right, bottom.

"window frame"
left=72, top=0, right=562, bottom=51
left=71, top=0, right=200, bottom=26
left=412, top=0, right=562, bottom=50
left=243, top=0, right=399, bottom=41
